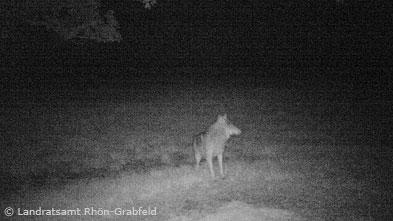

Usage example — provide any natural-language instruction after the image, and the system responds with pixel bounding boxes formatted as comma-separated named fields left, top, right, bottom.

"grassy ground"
left=1, top=83, right=391, bottom=220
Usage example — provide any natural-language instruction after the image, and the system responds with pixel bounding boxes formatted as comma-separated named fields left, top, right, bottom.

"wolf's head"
left=217, top=114, right=242, bottom=137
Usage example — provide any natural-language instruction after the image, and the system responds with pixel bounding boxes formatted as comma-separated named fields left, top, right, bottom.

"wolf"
left=192, top=114, right=241, bottom=179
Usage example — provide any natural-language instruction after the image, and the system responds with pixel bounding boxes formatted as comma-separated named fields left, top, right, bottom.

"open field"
left=1, top=79, right=391, bottom=220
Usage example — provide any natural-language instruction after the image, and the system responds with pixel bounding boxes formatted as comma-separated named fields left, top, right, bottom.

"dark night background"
left=2, top=0, right=391, bottom=143
left=0, top=1, right=392, bottom=219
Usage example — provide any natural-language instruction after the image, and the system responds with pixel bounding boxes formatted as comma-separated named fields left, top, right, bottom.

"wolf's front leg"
left=206, top=152, right=215, bottom=179
left=217, top=153, right=224, bottom=178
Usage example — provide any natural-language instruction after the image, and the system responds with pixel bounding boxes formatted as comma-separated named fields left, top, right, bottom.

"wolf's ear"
left=217, top=114, right=227, bottom=122
left=217, top=114, right=225, bottom=122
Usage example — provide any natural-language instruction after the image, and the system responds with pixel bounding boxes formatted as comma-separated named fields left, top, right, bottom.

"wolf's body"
left=192, top=114, right=241, bottom=179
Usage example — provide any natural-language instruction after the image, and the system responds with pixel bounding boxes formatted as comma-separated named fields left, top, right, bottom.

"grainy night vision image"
left=1, top=1, right=391, bottom=220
